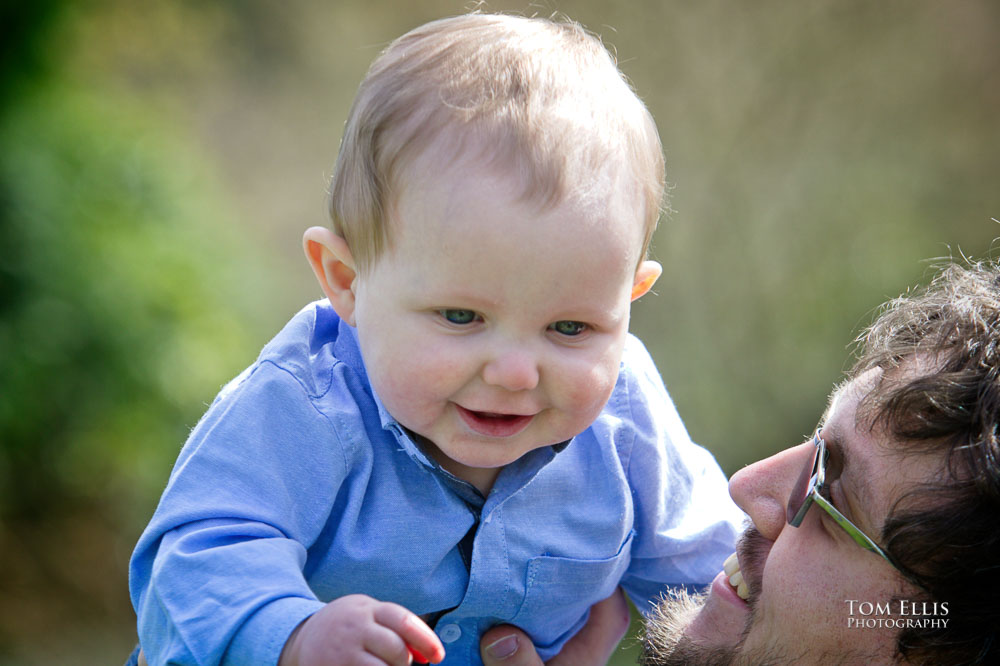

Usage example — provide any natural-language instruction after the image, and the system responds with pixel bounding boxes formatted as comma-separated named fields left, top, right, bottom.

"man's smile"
left=722, top=552, right=749, bottom=601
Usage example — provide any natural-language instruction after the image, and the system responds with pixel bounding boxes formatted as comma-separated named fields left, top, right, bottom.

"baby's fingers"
left=373, top=604, right=446, bottom=664
left=362, top=622, right=420, bottom=666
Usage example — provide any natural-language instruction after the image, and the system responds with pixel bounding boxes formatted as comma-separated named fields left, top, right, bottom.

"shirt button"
left=438, top=623, right=462, bottom=643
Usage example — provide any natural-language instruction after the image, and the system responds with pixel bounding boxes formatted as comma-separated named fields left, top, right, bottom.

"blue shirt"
left=130, top=301, right=743, bottom=665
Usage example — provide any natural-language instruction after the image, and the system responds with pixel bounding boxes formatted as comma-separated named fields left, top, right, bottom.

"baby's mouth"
left=456, top=405, right=534, bottom=437
left=723, top=552, right=750, bottom=601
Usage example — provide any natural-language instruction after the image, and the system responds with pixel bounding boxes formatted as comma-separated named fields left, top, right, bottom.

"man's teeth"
left=723, top=552, right=739, bottom=575
left=723, top=552, right=749, bottom=600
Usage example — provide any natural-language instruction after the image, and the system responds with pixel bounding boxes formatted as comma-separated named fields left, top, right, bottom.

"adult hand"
left=480, top=587, right=630, bottom=666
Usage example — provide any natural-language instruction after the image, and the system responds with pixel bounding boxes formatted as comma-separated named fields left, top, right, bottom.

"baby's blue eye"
left=550, top=320, right=587, bottom=336
left=441, top=309, right=477, bottom=325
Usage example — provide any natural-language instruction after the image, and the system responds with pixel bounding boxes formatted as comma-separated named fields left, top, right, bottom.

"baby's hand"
left=279, top=594, right=445, bottom=666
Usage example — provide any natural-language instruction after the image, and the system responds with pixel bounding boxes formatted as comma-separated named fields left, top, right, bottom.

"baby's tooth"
left=723, top=552, right=739, bottom=576
left=729, top=570, right=743, bottom=588
left=737, top=580, right=749, bottom=600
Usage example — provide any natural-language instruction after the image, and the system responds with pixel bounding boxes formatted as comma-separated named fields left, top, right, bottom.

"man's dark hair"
left=853, top=261, right=1000, bottom=665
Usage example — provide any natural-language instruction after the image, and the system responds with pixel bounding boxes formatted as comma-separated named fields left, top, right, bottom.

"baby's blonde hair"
left=329, top=12, right=665, bottom=275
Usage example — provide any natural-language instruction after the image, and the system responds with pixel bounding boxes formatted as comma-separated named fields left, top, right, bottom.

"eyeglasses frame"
left=787, top=431, right=902, bottom=572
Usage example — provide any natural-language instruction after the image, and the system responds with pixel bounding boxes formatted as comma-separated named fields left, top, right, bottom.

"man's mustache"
left=736, top=523, right=770, bottom=607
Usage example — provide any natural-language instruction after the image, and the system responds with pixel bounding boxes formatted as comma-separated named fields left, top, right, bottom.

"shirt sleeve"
left=615, top=338, right=746, bottom=614
left=129, top=360, right=349, bottom=665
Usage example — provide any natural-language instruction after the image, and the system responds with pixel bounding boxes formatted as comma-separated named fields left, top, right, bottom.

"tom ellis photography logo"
left=844, top=600, right=950, bottom=629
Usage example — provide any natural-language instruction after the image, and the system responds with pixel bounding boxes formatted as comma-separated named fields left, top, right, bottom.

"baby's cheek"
left=382, top=340, right=453, bottom=387
left=564, top=359, right=619, bottom=415
left=416, top=355, right=468, bottom=393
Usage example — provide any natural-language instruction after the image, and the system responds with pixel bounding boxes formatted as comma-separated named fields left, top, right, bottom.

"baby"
left=130, top=13, right=742, bottom=666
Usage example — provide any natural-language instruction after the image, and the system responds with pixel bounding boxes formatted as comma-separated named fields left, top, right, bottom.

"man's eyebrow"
left=819, top=379, right=849, bottom=425
left=821, top=420, right=878, bottom=532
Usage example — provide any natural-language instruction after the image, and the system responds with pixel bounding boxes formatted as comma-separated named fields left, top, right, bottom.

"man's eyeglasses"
left=786, top=431, right=902, bottom=573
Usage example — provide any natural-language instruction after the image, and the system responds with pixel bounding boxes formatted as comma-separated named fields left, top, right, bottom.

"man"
left=481, top=261, right=999, bottom=665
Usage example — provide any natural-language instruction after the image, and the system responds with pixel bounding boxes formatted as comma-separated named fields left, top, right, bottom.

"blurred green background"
left=1, top=0, right=997, bottom=663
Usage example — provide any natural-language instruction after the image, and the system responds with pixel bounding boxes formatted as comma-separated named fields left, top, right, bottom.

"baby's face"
left=352, top=149, right=651, bottom=493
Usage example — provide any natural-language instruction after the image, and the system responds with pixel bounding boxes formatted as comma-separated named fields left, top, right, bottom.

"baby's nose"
left=482, top=347, right=539, bottom=392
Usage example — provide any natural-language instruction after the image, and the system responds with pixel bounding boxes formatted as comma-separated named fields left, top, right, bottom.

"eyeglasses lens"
left=787, top=441, right=820, bottom=524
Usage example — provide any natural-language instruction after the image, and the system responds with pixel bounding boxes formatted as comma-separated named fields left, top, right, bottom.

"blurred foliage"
left=622, top=0, right=1000, bottom=473
left=0, top=83, right=267, bottom=524
left=0, top=2, right=63, bottom=109
left=0, top=2, right=275, bottom=662
left=0, top=0, right=997, bottom=664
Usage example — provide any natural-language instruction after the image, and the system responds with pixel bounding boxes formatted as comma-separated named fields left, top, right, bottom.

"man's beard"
left=638, top=587, right=746, bottom=666
left=639, top=525, right=788, bottom=666
left=638, top=588, right=800, bottom=666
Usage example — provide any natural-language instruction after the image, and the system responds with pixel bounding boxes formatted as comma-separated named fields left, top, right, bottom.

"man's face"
left=646, top=369, right=943, bottom=665
left=351, top=146, right=653, bottom=494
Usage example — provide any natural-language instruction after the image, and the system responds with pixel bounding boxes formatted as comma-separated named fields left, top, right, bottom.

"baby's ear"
left=303, top=226, right=358, bottom=325
left=631, top=260, right=662, bottom=302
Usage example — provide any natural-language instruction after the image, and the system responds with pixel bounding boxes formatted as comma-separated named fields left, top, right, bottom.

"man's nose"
left=729, top=442, right=815, bottom=541
left=482, top=344, right=540, bottom=392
